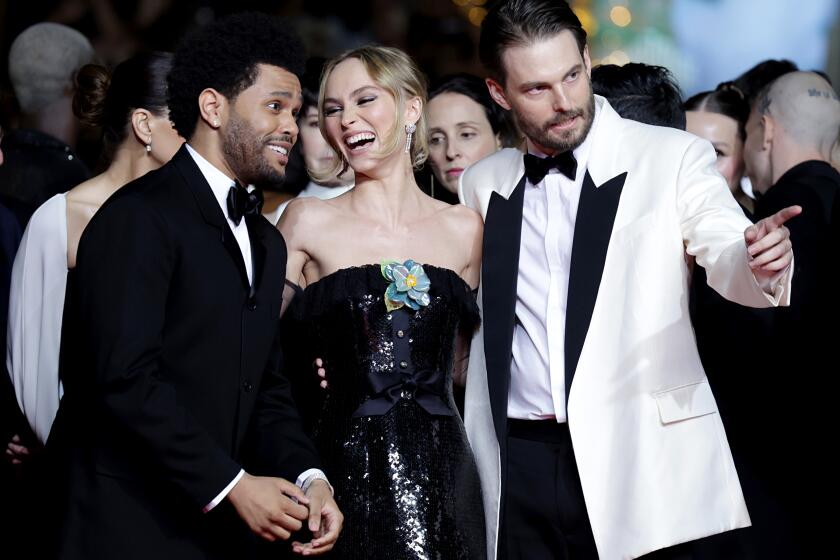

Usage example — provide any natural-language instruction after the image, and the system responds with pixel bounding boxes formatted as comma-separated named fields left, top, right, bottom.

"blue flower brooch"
left=381, top=259, right=431, bottom=312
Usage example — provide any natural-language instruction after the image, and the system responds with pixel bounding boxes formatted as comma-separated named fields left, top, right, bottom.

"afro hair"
left=167, top=12, right=305, bottom=140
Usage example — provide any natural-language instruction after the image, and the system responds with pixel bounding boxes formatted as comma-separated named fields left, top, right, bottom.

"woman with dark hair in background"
left=685, top=82, right=754, bottom=214
left=5, top=52, right=182, bottom=458
left=424, top=73, right=518, bottom=203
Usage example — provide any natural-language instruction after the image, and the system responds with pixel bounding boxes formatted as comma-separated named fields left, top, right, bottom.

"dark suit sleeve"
left=246, top=280, right=321, bottom=482
left=74, top=195, right=240, bottom=508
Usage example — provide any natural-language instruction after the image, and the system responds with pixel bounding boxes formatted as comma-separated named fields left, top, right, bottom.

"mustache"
left=264, top=134, right=294, bottom=145
left=544, top=110, right=584, bottom=129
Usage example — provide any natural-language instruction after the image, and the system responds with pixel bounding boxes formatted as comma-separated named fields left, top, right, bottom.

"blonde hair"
left=315, top=45, right=428, bottom=181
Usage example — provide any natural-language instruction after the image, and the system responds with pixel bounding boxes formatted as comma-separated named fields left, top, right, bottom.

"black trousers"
left=500, top=420, right=743, bottom=560
left=501, top=420, right=599, bottom=560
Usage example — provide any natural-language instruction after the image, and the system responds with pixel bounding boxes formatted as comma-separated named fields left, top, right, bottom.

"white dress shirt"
left=185, top=145, right=328, bottom=511
left=507, top=104, right=601, bottom=423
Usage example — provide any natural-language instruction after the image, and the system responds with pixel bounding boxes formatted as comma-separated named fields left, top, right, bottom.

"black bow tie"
left=524, top=151, right=578, bottom=185
left=226, top=182, right=263, bottom=226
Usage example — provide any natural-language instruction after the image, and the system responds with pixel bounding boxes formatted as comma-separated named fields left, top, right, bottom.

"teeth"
left=268, top=145, right=288, bottom=156
left=346, top=132, right=375, bottom=146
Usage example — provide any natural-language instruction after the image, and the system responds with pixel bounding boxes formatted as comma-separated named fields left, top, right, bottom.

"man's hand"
left=291, top=479, right=343, bottom=556
left=744, top=205, right=801, bottom=284
left=5, top=435, right=32, bottom=466
left=227, top=473, right=310, bottom=542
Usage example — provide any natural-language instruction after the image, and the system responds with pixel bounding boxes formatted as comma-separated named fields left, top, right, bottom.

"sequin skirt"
left=314, top=400, right=486, bottom=560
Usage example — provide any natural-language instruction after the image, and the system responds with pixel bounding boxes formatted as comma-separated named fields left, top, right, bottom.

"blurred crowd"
left=1, top=2, right=838, bottom=558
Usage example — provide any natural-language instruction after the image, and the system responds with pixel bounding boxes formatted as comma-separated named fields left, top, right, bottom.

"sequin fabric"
left=300, top=265, right=485, bottom=559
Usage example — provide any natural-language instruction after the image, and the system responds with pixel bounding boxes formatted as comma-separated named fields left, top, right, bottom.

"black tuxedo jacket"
left=47, top=145, right=320, bottom=559
left=752, top=160, right=839, bottom=531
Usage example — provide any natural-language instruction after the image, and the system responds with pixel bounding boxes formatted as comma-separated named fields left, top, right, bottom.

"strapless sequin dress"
left=298, top=264, right=485, bottom=559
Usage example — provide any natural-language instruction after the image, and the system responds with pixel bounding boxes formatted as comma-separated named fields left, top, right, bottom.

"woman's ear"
left=130, top=109, right=153, bottom=148
left=405, top=95, right=423, bottom=127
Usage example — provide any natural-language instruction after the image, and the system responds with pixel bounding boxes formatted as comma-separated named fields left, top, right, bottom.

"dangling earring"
left=404, top=122, right=416, bottom=154
left=430, top=173, right=435, bottom=199
left=145, top=142, right=152, bottom=153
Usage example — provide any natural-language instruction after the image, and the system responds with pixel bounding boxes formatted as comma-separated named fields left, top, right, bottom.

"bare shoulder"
left=278, top=196, right=333, bottom=231
left=65, top=183, right=100, bottom=223
left=65, top=175, right=106, bottom=206
left=439, top=203, right=483, bottom=237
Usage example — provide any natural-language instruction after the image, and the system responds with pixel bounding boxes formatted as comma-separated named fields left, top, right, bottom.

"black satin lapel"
left=564, top=171, right=627, bottom=399
left=220, top=229, right=250, bottom=291
left=172, top=145, right=227, bottom=230
left=173, top=145, right=252, bottom=290
left=481, top=176, right=526, bottom=443
left=245, top=214, right=267, bottom=297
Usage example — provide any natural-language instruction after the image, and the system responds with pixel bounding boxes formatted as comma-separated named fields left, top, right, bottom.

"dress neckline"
left=303, top=263, right=474, bottom=294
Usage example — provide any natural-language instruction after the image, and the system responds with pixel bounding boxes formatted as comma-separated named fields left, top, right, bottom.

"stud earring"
left=213, top=119, right=220, bottom=128
left=404, top=122, right=416, bottom=154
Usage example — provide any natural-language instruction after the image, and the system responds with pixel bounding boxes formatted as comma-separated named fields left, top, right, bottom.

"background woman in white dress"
left=5, top=52, right=182, bottom=460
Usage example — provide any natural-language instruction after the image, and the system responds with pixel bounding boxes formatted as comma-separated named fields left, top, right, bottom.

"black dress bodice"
left=298, top=264, right=485, bottom=559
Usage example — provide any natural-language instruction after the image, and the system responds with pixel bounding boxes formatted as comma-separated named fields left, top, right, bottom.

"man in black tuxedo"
left=47, top=13, right=342, bottom=559
left=744, top=70, right=840, bottom=557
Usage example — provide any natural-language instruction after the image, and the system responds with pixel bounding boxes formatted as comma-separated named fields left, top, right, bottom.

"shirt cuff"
left=203, top=468, right=245, bottom=513
left=296, top=468, right=333, bottom=495
left=756, top=260, right=792, bottom=301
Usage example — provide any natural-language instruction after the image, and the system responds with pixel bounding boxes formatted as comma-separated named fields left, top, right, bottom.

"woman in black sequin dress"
left=278, top=46, right=486, bottom=559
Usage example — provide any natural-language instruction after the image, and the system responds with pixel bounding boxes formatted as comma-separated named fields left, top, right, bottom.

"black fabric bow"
left=353, top=368, right=454, bottom=418
left=524, top=151, right=578, bottom=184
left=226, top=183, right=263, bottom=226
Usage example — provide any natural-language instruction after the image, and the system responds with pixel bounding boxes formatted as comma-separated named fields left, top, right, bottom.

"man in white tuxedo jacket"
left=459, top=2, right=799, bottom=559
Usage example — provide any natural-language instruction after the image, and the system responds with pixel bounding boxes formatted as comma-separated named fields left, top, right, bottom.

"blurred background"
left=2, top=0, right=839, bottom=125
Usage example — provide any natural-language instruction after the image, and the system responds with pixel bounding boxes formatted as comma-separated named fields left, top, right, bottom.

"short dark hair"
left=733, top=59, right=798, bottom=107
left=480, top=0, right=587, bottom=83
left=428, top=73, right=520, bottom=147
left=167, top=12, right=305, bottom=140
left=684, top=82, right=749, bottom=140
left=73, top=52, right=173, bottom=160
left=591, top=63, right=686, bottom=130
left=299, top=57, right=327, bottom=119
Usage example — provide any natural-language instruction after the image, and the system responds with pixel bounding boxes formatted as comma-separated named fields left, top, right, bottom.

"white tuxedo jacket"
left=459, top=97, right=791, bottom=560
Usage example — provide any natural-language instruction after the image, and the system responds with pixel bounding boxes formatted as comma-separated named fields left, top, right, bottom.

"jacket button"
left=242, top=380, right=253, bottom=392
left=396, top=330, right=405, bottom=338
left=399, top=361, right=408, bottom=369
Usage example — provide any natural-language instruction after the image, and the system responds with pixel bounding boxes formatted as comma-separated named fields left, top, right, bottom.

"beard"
left=222, top=110, right=289, bottom=186
left=517, top=89, right=596, bottom=154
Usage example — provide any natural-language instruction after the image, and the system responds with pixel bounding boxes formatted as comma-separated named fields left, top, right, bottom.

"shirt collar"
left=185, top=143, right=236, bottom=220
